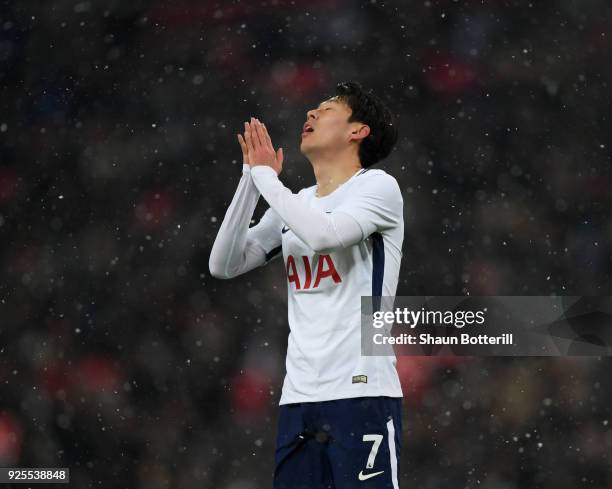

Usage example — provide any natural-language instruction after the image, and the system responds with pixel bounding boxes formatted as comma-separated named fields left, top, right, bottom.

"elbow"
left=208, top=257, right=233, bottom=280
left=308, top=237, right=341, bottom=255
left=302, top=222, right=347, bottom=254
left=311, top=245, right=334, bottom=255
left=209, top=270, right=232, bottom=280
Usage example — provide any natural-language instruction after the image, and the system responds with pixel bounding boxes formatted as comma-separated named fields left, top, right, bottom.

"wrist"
left=250, top=165, right=278, bottom=178
left=251, top=163, right=278, bottom=176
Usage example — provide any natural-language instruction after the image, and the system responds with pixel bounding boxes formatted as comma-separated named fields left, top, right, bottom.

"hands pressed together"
left=237, top=117, right=284, bottom=175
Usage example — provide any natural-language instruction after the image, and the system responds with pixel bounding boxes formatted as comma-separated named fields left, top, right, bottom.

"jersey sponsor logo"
left=358, top=470, right=384, bottom=481
left=285, top=254, right=342, bottom=290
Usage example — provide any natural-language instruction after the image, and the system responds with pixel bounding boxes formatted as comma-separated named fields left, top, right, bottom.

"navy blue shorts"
left=274, top=396, right=402, bottom=489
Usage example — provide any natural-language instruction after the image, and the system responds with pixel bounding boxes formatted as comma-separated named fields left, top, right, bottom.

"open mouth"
left=302, top=126, right=314, bottom=136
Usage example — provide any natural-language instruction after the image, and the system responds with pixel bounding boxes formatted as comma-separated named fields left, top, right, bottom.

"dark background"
left=1, top=0, right=611, bottom=488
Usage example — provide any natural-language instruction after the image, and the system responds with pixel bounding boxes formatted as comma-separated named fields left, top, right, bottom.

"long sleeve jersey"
left=209, top=164, right=404, bottom=404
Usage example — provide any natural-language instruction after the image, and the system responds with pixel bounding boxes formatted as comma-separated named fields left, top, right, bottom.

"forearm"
left=250, top=166, right=362, bottom=253
left=209, top=165, right=265, bottom=278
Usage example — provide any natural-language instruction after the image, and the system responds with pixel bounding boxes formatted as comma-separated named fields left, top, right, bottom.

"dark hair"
left=332, top=81, right=398, bottom=168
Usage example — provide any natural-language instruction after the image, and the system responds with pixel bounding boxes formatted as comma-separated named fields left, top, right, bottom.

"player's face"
left=300, top=97, right=355, bottom=156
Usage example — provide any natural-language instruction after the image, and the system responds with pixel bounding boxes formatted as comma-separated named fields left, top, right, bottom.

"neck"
left=310, top=150, right=363, bottom=197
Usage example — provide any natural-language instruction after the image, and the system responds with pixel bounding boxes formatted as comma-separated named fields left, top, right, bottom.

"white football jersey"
left=251, top=167, right=405, bottom=404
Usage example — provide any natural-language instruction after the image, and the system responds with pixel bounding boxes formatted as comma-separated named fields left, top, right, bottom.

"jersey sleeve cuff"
left=250, top=165, right=278, bottom=179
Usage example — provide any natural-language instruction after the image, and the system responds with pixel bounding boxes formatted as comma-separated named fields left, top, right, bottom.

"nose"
left=306, top=109, right=318, bottom=120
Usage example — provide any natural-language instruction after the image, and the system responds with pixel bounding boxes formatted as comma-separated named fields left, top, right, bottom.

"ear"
left=349, top=124, right=370, bottom=142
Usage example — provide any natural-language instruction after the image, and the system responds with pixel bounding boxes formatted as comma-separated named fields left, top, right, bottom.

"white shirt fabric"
left=209, top=164, right=404, bottom=404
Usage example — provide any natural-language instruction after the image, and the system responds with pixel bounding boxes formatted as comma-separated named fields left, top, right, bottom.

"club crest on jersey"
left=285, top=254, right=341, bottom=290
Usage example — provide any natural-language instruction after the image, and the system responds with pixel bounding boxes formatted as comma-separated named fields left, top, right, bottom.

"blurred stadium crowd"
left=1, top=0, right=611, bottom=488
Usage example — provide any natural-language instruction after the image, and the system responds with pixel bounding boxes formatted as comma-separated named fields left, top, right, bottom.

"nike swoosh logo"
left=358, top=470, right=384, bottom=481
left=281, top=226, right=290, bottom=234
